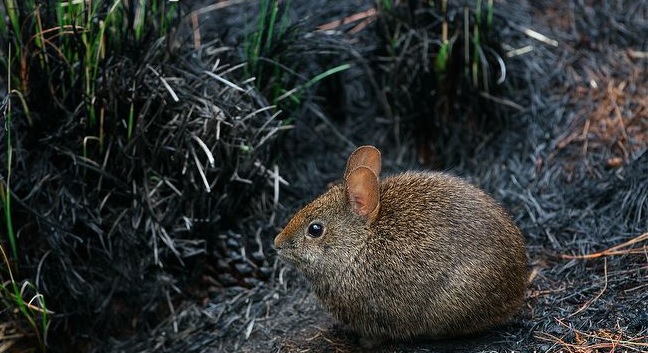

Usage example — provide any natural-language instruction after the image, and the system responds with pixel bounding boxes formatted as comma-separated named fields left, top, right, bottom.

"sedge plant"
left=1, top=45, right=50, bottom=353
left=244, top=0, right=350, bottom=119
left=0, top=1, right=179, bottom=350
left=0, top=0, right=179, bottom=154
left=375, top=0, right=507, bottom=165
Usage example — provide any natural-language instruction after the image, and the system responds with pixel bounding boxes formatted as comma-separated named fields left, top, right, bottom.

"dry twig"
left=561, top=232, right=648, bottom=260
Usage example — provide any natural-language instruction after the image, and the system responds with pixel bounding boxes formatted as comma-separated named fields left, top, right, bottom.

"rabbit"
left=274, top=145, right=528, bottom=347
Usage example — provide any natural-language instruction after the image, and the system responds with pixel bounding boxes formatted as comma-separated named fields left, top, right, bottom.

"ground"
left=105, top=0, right=647, bottom=352
left=1, top=0, right=646, bottom=352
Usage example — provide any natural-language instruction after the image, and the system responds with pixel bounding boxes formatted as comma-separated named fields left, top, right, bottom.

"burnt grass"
left=2, top=0, right=648, bottom=352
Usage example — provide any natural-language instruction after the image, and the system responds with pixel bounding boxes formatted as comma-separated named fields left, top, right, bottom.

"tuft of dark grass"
left=0, top=243, right=51, bottom=353
left=374, top=0, right=518, bottom=167
left=242, top=0, right=352, bottom=121
left=0, top=0, right=180, bottom=130
left=1, top=0, right=286, bottom=351
left=1, top=25, right=50, bottom=353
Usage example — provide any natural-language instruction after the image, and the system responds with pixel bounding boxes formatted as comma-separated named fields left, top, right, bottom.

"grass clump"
left=375, top=0, right=513, bottom=166
left=0, top=0, right=178, bottom=349
left=1, top=0, right=284, bottom=351
left=243, top=0, right=351, bottom=120
left=0, top=243, right=50, bottom=352
left=0, top=0, right=179, bottom=143
left=1, top=31, right=50, bottom=353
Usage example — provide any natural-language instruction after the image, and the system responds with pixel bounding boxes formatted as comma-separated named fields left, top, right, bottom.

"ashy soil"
left=102, top=0, right=646, bottom=352
left=0, top=0, right=648, bottom=353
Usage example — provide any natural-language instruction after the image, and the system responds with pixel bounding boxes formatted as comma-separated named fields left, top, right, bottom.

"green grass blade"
left=5, top=0, right=21, bottom=39
left=304, top=63, right=351, bottom=89
left=265, top=0, right=279, bottom=52
left=487, top=0, right=494, bottom=31
left=472, top=23, right=481, bottom=87
left=435, top=41, right=450, bottom=75
left=3, top=45, right=17, bottom=260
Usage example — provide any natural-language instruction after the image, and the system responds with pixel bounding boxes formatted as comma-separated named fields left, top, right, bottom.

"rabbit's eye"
left=307, top=222, right=324, bottom=238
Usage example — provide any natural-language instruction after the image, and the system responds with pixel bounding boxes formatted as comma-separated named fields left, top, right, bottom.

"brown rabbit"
left=274, top=145, right=527, bottom=347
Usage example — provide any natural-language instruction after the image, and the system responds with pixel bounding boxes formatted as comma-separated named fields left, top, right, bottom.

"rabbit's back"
left=376, top=171, right=523, bottom=251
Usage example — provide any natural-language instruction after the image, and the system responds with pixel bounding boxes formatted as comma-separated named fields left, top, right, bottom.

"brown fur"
left=274, top=146, right=528, bottom=345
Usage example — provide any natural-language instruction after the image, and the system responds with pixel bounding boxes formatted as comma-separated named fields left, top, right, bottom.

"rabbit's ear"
left=346, top=166, right=380, bottom=223
left=345, top=146, right=381, bottom=180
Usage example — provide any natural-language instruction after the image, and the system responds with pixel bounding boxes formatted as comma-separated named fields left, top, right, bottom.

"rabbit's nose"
left=274, top=232, right=285, bottom=249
